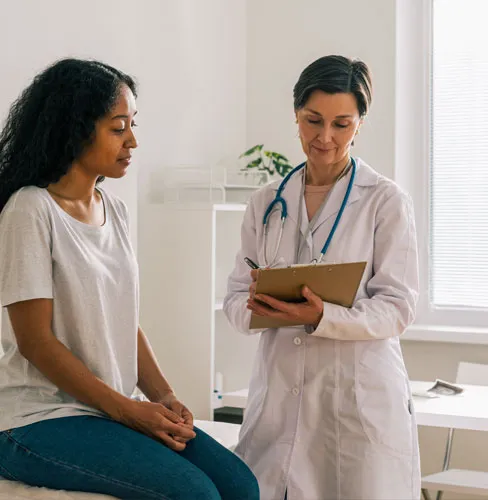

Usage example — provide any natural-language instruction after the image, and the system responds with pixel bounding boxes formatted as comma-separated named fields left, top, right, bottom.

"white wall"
left=0, top=0, right=140, bottom=249
left=0, top=0, right=247, bottom=252
left=0, top=0, right=144, bottom=344
left=136, top=1, right=247, bottom=415
left=246, top=0, right=397, bottom=177
left=0, top=1, right=247, bottom=389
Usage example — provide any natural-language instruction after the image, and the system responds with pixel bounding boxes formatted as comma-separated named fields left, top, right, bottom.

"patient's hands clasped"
left=118, top=399, right=196, bottom=451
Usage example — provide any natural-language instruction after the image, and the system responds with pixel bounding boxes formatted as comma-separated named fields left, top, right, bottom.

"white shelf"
left=223, top=184, right=261, bottom=190
left=402, top=324, right=488, bottom=345
left=421, top=469, right=488, bottom=495
left=221, top=388, right=249, bottom=408
left=213, top=203, right=247, bottom=212
left=159, top=203, right=247, bottom=212
left=142, top=202, right=255, bottom=419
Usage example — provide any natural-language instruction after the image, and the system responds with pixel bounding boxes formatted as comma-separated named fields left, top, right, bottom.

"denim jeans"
left=0, top=416, right=259, bottom=500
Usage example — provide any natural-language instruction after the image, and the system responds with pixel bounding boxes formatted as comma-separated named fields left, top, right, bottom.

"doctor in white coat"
left=224, top=55, right=420, bottom=500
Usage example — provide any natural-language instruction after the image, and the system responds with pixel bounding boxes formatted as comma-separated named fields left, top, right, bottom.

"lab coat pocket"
left=355, top=347, right=413, bottom=456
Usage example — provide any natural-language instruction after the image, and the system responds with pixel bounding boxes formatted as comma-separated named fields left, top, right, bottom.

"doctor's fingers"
left=302, top=286, right=323, bottom=309
left=247, top=299, right=287, bottom=318
left=254, top=294, right=295, bottom=313
left=250, top=269, right=259, bottom=281
left=249, top=295, right=297, bottom=320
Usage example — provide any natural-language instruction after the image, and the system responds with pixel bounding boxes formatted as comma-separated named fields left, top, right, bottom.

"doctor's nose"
left=318, top=124, right=333, bottom=144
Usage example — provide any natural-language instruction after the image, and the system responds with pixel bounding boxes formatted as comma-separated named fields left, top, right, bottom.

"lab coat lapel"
left=312, top=159, right=377, bottom=233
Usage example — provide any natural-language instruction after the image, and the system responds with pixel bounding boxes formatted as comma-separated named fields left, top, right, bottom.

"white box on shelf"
left=148, top=164, right=270, bottom=205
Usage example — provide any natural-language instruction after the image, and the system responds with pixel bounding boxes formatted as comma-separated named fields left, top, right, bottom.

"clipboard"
left=250, top=261, right=367, bottom=329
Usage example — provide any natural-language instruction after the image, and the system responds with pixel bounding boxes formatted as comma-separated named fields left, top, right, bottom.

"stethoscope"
left=262, top=156, right=357, bottom=267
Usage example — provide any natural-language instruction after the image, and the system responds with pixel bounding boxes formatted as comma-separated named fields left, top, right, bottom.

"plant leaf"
left=244, top=158, right=263, bottom=170
left=239, top=144, right=263, bottom=158
left=268, top=152, right=289, bottom=162
left=274, top=161, right=294, bottom=177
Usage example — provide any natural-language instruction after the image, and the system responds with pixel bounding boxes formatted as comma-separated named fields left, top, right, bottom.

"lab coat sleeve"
left=311, top=190, right=419, bottom=341
left=223, top=195, right=263, bottom=335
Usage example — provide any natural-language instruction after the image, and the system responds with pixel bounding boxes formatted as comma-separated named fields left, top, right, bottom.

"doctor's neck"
left=305, top=154, right=351, bottom=186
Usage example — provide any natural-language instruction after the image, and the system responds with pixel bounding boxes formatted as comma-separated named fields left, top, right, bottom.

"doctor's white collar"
left=270, top=157, right=380, bottom=191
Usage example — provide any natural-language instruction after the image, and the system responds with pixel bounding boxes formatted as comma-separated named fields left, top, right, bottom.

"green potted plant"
left=239, top=144, right=294, bottom=183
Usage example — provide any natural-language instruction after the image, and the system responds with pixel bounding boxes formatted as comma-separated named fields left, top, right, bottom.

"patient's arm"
left=136, top=326, right=174, bottom=403
left=7, top=298, right=132, bottom=420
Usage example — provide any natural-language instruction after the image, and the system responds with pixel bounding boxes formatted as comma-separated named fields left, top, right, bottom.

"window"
left=430, top=0, right=488, bottom=313
left=396, top=0, right=488, bottom=334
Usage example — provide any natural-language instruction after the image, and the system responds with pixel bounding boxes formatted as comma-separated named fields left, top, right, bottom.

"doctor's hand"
left=247, top=286, right=324, bottom=328
left=249, top=269, right=259, bottom=299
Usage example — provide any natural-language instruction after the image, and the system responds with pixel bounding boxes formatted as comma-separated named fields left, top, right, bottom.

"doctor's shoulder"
left=250, top=179, right=281, bottom=206
left=368, top=169, right=415, bottom=220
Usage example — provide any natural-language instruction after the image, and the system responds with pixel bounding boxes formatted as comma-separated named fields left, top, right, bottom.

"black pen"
left=244, top=257, right=260, bottom=269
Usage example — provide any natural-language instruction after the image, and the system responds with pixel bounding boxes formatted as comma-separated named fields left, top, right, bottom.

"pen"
left=244, top=257, right=260, bottom=269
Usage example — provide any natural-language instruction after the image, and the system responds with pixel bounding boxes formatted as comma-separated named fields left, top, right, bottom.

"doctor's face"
left=296, top=90, right=362, bottom=169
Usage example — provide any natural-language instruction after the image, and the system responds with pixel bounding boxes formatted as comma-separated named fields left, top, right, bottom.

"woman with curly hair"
left=0, top=58, right=259, bottom=500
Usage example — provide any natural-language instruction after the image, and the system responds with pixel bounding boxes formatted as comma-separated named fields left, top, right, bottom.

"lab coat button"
left=292, top=387, right=300, bottom=396
left=293, top=337, right=302, bottom=345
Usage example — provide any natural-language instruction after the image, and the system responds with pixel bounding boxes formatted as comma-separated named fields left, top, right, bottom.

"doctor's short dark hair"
left=0, top=58, right=137, bottom=213
left=293, top=55, right=373, bottom=117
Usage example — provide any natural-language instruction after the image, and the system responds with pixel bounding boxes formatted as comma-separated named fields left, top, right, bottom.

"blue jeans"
left=0, top=416, right=259, bottom=500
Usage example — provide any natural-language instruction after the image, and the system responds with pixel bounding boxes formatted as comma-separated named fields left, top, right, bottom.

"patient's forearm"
left=136, top=327, right=174, bottom=402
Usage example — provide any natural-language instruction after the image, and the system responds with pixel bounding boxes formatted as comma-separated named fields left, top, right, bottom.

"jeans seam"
left=0, top=461, right=18, bottom=481
left=4, top=433, right=171, bottom=500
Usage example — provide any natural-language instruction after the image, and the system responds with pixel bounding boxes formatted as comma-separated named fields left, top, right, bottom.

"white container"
left=150, top=164, right=271, bottom=204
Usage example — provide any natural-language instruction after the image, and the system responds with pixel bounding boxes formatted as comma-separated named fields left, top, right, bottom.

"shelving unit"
left=220, top=388, right=249, bottom=409
left=140, top=201, right=259, bottom=420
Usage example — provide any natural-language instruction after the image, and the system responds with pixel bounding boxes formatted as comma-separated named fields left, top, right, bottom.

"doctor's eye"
left=334, top=123, right=349, bottom=129
left=307, top=118, right=321, bottom=125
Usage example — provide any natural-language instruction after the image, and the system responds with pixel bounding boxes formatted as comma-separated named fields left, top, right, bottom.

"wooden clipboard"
left=250, top=261, right=366, bottom=329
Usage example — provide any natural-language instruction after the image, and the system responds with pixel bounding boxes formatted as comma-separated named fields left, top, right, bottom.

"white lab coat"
left=223, top=158, right=420, bottom=500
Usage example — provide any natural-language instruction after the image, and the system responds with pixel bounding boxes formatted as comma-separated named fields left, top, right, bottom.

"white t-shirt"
left=0, top=186, right=139, bottom=431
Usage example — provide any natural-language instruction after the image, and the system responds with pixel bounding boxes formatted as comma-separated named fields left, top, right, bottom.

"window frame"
left=395, top=0, right=488, bottom=336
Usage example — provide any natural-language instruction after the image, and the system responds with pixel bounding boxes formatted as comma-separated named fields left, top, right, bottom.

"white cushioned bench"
left=0, top=420, right=241, bottom=500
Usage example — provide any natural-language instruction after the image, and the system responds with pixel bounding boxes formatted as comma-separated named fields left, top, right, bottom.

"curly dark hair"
left=0, top=58, right=137, bottom=212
